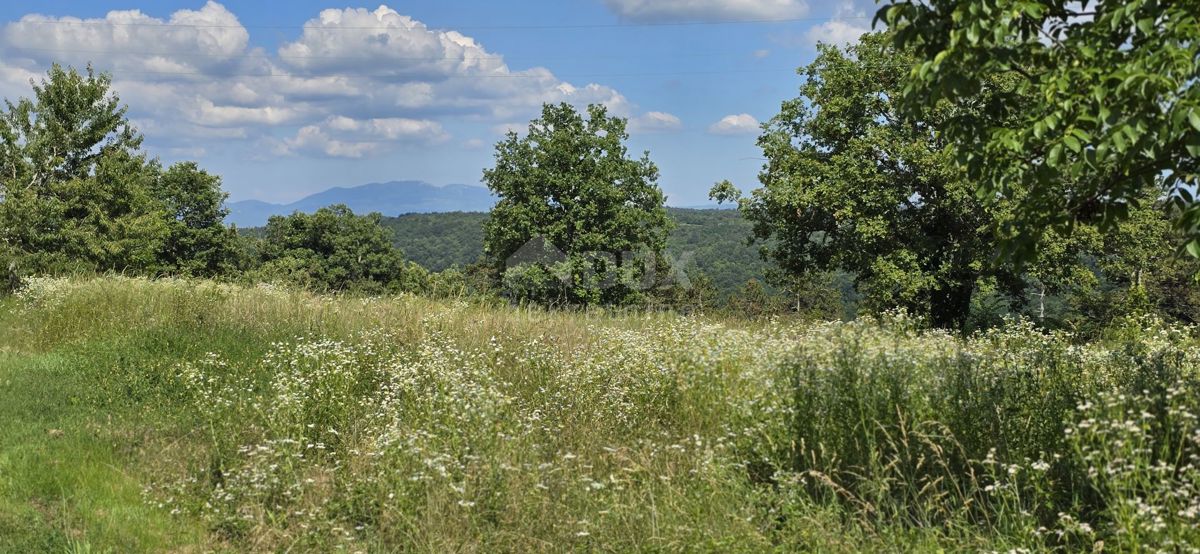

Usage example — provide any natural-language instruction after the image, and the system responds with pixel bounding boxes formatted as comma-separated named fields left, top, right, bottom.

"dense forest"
left=355, top=208, right=771, bottom=298
left=245, top=207, right=776, bottom=299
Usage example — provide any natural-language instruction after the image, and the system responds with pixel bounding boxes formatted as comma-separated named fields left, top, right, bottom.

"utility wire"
left=6, top=15, right=872, bottom=31
left=58, top=66, right=822, bottom=79
left=1, top=45, right=817, bottom=62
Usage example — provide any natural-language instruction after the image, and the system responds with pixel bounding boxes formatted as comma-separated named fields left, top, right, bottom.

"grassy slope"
left=1, top=277, right=1198, bottom=552
left=0, top=278, right=777, bottom=551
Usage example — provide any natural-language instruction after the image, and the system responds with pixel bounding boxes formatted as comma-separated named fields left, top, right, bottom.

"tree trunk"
left=1038, top=284, right=1046, bottom=322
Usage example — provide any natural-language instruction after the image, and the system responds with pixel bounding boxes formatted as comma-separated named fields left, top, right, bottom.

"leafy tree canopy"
left=720, top=33, right=1030, bottom=329
left=257, top=204, right=411, bottom=293
left=879, top=0, right=1200, bottom=260
left=0, top=64, right=238, bottom=277
left=482, top=102, right=672, bottom=305
left=152, top=162, right=242, bottom=277
left=0, top=64, right=163, bottom=273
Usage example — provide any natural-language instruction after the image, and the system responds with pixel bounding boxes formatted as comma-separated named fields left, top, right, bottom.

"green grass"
left=1, top=276, right=1198, bottom=552
left=0, top=347, right=203, bottom=552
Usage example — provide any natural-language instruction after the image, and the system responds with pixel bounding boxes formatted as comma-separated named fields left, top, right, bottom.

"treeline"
left=249, top=208, right=770, bottom=297
left=0, top=66, right=433, bottom=297
left=3, top=32, right=1199, bottom=335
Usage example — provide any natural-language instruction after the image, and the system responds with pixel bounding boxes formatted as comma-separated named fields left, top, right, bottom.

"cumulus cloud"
left=325, top=115, right=448, bottom=142
left=805, top=19, right=870, bottom=46
left=629, top=111, right=683, bottom=133
left=708, top=113, right=760, bottom=135
left=276, top=115, right=448, bottom=158
left=2, top=1, right=250, bottom=75
left=0, top=3, right=665, bottom=160
left=279, top=125, right=377, bottom=159
left=603, top=0, right=808, bottom=22
left=805, top=0, right=871, bottom=46
left=277, top=6, right=507, bottom=80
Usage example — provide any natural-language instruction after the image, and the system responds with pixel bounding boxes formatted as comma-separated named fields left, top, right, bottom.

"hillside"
left=227, top=181, right=495, bottom=227
left=3, top=277, right=1197, bottom=551
left=382, top=208, right=771, bottom=295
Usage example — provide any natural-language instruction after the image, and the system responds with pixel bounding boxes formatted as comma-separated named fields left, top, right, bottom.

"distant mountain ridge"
left=226, top=181, right=496, bottom=227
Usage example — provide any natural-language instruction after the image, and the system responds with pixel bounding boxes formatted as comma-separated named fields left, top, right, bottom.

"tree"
left=1023, top=226, right=1101, bottom=324
left=482, top=102, right=672, bottom=305
left=879, top=0, right=1200, bottom=260
left=1095, top=186, right=1200, bottom=322
left=719, top=33, right=1024, bottom=329
left=766, top=268, right=843, bottom=320
left=729, top=278, right=774, bottom=318
left=257, top=205, right=410, bottom=293
left=0, top=64, right=167, bottom=273
left=151, top=162, right=241, bottom=277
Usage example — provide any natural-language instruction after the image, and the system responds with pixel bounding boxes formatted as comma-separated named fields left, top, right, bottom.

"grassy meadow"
left=1, top=276, right=1199, bottom=552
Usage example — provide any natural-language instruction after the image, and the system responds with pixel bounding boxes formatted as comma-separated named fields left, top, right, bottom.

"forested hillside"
left=380, top=208, right=769, bottom=296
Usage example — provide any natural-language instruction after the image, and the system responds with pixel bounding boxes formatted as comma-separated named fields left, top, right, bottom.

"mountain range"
left=226, top=181, right=496, bottom=227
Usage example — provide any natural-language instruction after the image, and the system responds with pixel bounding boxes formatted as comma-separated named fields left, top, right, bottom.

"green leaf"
left=1137, top=18, right=1154, bottom=36
left=1112, top=132, right=1127, bottom=153
left=1048, top=143, right=1063, bottom=166
left=1064, top=135, right=1082, bottom=153
left=1189, top=109, right=1200, bottom=132
left=1188, top=240, right=1200, bottom=259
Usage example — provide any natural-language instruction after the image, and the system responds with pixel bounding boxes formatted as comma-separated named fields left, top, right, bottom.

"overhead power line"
left=63, top=66, right=823, bottom=80
left=1, top=45, right=811, bottom=63
left=6, top=15, right=872, bottom=32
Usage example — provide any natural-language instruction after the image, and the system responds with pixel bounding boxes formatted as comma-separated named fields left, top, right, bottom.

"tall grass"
left=1, top=276, right=1198, bottom=551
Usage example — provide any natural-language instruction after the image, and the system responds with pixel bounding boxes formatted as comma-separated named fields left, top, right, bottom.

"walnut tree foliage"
left=482, top=103, right=672, bottom=306
left=879, top=0, right=1200, bottom=261
left=718, top=33, right=1029, bottom=329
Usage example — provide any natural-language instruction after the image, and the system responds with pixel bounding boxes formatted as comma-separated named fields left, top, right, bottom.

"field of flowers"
left=1, top=276, right=1199, bottom=552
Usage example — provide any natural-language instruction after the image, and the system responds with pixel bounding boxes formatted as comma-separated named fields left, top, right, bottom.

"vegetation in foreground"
left=1, top=276, right=1198, bottom=552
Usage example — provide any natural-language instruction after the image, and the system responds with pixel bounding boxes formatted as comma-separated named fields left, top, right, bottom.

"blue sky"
left=0, top=1, right=875, bottom=205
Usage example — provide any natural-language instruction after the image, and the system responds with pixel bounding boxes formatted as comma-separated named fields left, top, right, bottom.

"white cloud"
left=603, top=0, right=808, bottom=22
left=805, top=19, right=870, bottom=46
left=278, top=7, right=507, bottom=79
left=2, top=2, right=250, bottom=75
left=280, top=125, right=377, bottom=158
left=804, top=0, right=870, bottom=47
left=325, top=115, right=448, bottom=142
left=190, top=99, right=304, bottom=127
left=753, top=49, right=771, bottom=58
left=276, top=115, right=449, bottom=158
left=629, top=111, right=683, bottom=133
left=708, top=113, right=760, bottom=135
left=0, top=3, right=665, bottom=160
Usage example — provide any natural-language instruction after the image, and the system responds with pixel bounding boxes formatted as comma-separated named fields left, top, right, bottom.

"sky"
left=0, top=0, right=877, bottom=205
